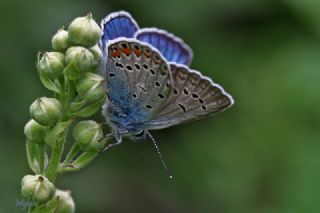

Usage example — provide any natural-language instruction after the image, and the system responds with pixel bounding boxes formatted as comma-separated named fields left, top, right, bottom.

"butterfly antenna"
left=146, top=131, right=173, bottom=179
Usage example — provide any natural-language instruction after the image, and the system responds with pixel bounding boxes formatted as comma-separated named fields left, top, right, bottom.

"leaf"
left=39, top=72, right=62, bottom=94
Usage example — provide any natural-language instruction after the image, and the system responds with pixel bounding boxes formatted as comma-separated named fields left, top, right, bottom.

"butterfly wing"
left=103, top=38, right=173, bottom=130
left=101, top=11, right=233, bottom=132
left=100, top=11, right=139, bottom=50
left=145, top=63, right=234, bottom=130
left=135, top=28, right=193, bottom=66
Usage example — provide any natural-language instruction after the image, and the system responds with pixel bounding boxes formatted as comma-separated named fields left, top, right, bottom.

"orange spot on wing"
left=121, top=48, right=131, bottom=56
left=111, top=51, right=120, bottom=58
left=133, top=49, right=141, bottom=56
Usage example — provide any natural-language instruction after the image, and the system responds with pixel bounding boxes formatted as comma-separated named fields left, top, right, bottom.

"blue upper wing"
left=135, top=28, right=193, bottom=66
left=100, top=11, right=139, bottom=50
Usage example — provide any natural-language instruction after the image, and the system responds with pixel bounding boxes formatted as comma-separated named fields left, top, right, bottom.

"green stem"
left=36, top=144, right=45, bottom=174
left=45, top=137, right=65, bottom=182
left=63, top=143, right=80, bottom=165
left=45, top=121, right=71, bottom=182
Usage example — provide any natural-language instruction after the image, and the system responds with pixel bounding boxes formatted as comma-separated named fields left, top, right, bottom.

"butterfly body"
left=100, top=11, right=234, bottom=144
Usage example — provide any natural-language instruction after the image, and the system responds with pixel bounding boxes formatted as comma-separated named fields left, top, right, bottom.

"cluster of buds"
left=21, top=174, right=75, bottom=212
left=22, top=13, right=107, bottom=212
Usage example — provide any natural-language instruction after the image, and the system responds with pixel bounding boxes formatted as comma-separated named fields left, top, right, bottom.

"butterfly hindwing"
left=135, top=28, right=193, bottom=66
left=146, top=63, right=234, bottom=129
left=104, top=38, right=173, bottom=130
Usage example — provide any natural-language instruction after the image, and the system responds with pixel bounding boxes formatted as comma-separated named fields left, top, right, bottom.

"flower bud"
left=65, top=46, right=95, bottom=73
left=46, top=190, right=75, bottom=213
left=89, top=44, right=102, bottom=62
left=21, top=175, right=55, bottom=204
left=52, top=28, right=70, bottom=52
left=76, top=73, right=105, bottom=103
left=68, top=13, right=101, bottom=47
left=30, top=97, right=63, bottom=127
left=24, top=119, right=46, bottom=144
left=73, top=120, right=103, bottom=152
left=37, top=52, right=65, bottom=79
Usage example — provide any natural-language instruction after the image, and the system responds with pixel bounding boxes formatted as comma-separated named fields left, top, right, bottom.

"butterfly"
left=99, top=11, right=234, bottom=176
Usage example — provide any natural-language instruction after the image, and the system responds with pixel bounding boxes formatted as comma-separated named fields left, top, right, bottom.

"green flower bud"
left=30, top=97, right=63, bottom=127
left=65, top=46, right=95, bottom=72
left=37, top=52, right=65, bottom=79
left=52, top=28, right=70, bottom=52
left=89, top=44, right=102, bottom=62
left=68, top=13, right=101, bottom=47
left=21, top=175, right=55, bottom=204
left=76, top=73, right=105, bottom=103
left=73, top=120, right=103, bottom=152
left=24, top=119, right=46, bottom=144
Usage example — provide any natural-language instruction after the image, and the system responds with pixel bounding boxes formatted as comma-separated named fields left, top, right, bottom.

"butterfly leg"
left=103, top=131, right=125, bottom=151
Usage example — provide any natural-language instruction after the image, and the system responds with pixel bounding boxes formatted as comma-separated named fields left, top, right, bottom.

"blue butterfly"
left=99, top=11, right=234, bottom=176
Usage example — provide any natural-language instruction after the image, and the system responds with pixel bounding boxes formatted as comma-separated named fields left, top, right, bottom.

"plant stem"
left=45, top=123, right=71, bottom=182
left=45, top=137, right=64, bottom=182
left=37, top=144, right=45, bottom=174
left=63, top=143, right=80, bottom=165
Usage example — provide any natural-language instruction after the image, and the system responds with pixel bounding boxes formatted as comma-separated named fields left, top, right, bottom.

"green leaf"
left=59, top=151, right=98, bottom=173
left=39, top=72, right=62, bottom=94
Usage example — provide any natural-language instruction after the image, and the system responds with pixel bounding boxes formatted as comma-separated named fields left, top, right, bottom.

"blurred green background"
left=1, top=0, right=320, bottom=212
